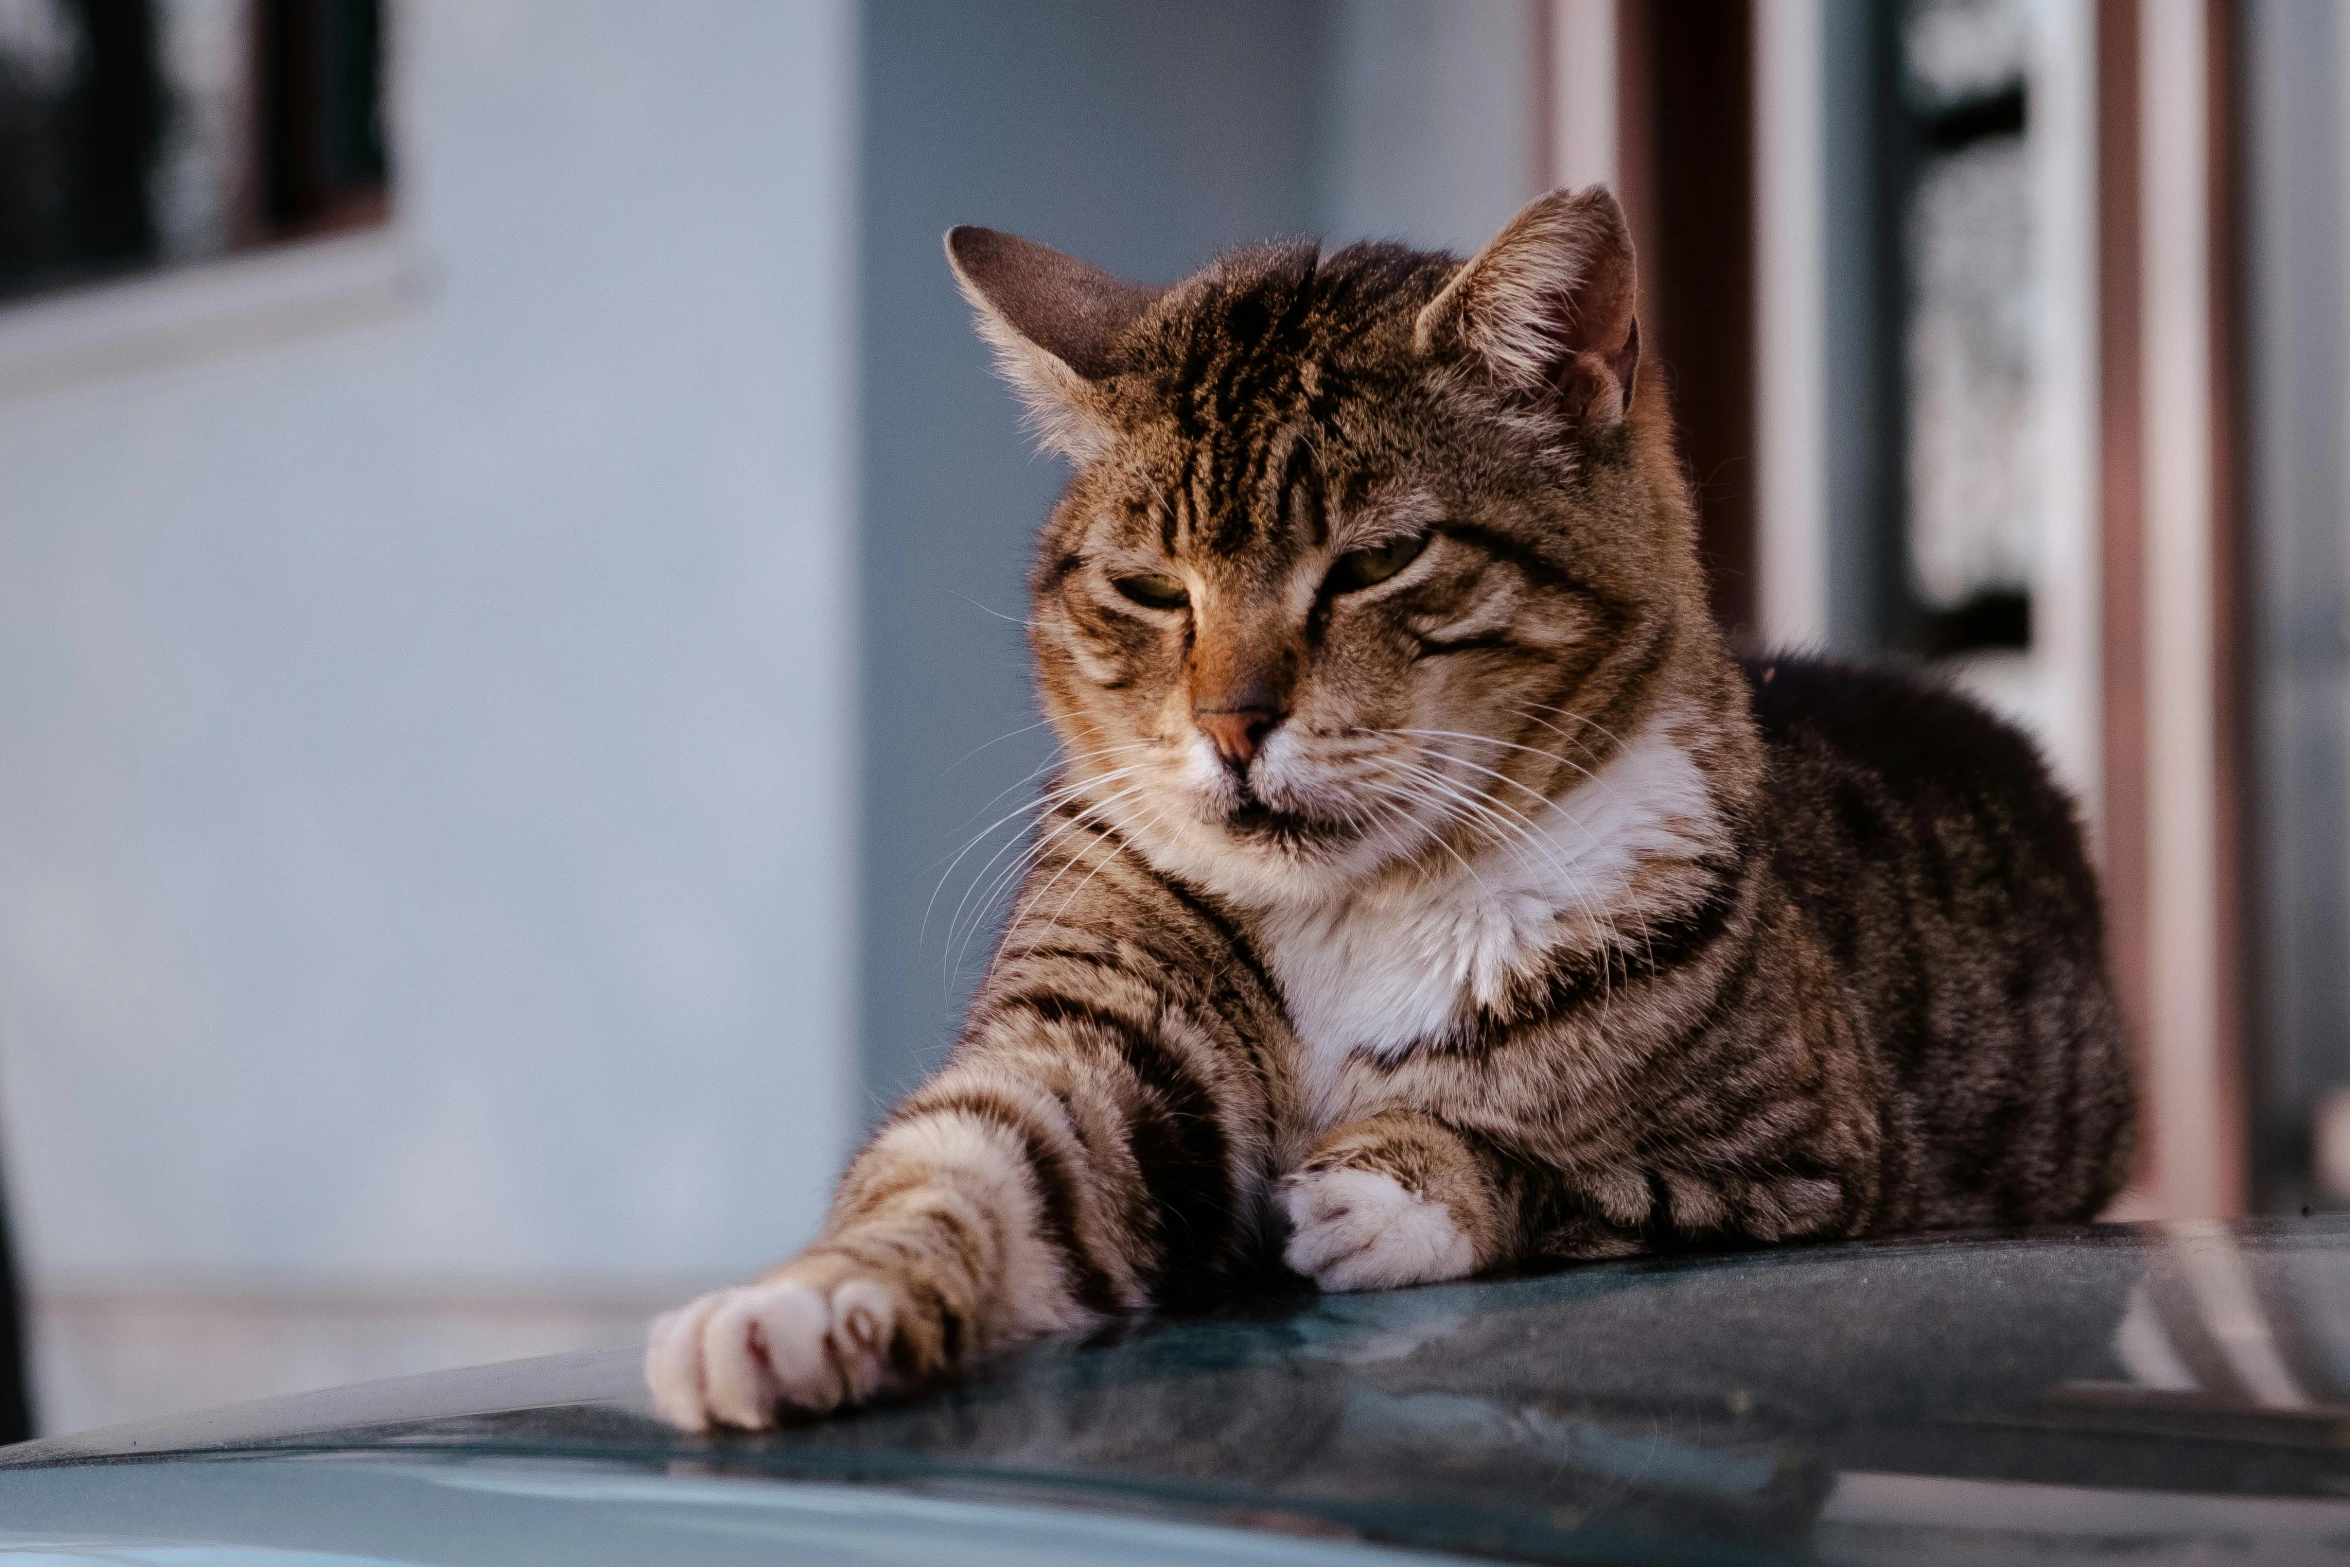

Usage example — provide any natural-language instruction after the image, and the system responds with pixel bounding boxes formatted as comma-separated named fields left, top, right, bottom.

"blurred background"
left=0, top=0, right=2325, bottom=1435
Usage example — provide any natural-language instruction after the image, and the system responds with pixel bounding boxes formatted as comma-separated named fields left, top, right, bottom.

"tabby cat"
left=646, top=186, right=2133, bottom=1430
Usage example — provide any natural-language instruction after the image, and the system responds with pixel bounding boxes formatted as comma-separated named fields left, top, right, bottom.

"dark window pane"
left=0, top=0, right=165, bottom=298
left=0, top=0, right=389, bottom=307
left=259, top=0, right=388, bottom=236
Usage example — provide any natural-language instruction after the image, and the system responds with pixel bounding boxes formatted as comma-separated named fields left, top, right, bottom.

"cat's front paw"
left=645, top=1266, right=911, bottom=1430
left=1281, top=1167, right=1476, bottom=1292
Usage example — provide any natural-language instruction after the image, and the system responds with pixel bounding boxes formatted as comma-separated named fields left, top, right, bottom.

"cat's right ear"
left=945, top=227, right=1162, bottom=462
left=1413, top=186, right=1639, bottom=433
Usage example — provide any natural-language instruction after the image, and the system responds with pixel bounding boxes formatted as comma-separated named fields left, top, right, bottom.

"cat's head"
left=951, top=187, right=1713, bottom=908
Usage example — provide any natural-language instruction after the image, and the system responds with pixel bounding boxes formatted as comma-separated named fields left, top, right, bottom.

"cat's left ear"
left=1414, top=185, right=1639, bottom=431
left=946, top=226, right=1163, bottom=462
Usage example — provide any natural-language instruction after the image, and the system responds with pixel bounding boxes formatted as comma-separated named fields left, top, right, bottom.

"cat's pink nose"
left=1196, top=707, right=1281, bottom=770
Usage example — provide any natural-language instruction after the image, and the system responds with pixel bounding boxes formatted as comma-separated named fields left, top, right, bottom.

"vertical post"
left=1621, top=0, right=1759, bottom=640
left=2205, top=0, right=2251, bottom=1216
left=1614, top=1, right=1659, bottom=333
left=1754, top=0, right=1828, bottom=651
left=2134, top=0, right=2247, bottom=1218
left=2097, top=0, right=2152, bottom=1203
left=1545, top=0, right=1620, bottom=192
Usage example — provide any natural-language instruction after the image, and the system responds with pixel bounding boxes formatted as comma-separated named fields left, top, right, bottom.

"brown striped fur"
left=647, top=187, right=2133, bottom=1429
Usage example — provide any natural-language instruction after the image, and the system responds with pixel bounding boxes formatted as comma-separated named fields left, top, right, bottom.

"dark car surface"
left=3, top=1217, right=2349, bottom=1564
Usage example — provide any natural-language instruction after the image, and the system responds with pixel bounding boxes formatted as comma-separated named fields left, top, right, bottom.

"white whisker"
left=950, top=773, right=1163, bottom=963
left=929, top=761, right=1160, bottom=972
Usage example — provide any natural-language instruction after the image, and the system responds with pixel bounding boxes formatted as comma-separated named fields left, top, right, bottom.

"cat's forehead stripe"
left=1271, top=432, right=1329, bottom=549
left=1155, top=426, right=1327, bottom=566
left=1149, top=251, right=1349, bottom=561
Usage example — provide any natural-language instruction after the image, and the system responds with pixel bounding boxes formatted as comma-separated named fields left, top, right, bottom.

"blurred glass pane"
left=1900, top=0, right=2035, bottom=652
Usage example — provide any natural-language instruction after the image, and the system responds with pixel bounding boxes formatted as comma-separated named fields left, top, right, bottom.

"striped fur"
left=647, top=187, right=2133, bottom=1429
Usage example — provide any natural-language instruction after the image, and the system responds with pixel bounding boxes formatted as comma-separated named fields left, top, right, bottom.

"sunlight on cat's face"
left=1030, top=430, right=1610, bottom=910
left=955, top=215, right=1652, bottom=912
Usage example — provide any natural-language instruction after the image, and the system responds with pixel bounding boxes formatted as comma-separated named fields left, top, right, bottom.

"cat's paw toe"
left=1281, top=1167, right=1475, bottom=1292
left=645, top=1272, right=907, bottom=1430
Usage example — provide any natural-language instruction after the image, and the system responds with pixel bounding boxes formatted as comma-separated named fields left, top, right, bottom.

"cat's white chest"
left=1250, top=707, right=1717, bottom=1127
left=1256, top=833, right=1580, bottom=1125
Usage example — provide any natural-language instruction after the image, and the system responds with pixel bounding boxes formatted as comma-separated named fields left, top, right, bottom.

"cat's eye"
left=1326, top=533, right=1429, bottom=594
left=1113, top=572, right=1190, bottom=610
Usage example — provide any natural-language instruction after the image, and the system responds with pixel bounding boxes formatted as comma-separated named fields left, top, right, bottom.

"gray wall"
left=2245, top=0, right=2350, bottom=1208
left=1818, top=0, right=1898, bottom=656
left=855, top=0, right=1541, bottom=1109
left=1318, top=0, right=1538, bottom=255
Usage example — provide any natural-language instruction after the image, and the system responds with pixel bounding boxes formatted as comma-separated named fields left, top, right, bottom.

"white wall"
left=0, top=0, right=858, bottom=1339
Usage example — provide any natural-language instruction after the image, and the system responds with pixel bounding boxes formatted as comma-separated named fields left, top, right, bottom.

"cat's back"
left=1741, top=654, right=2101, bottom=923
left=1737, top=654, right=2131, bottom=1228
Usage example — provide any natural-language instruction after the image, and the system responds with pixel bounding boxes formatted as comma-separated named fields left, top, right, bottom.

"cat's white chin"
left=1124, top=773, right=1442, bottom=911
left=1132, top=809, right=1403, bottom=910
left=1108, top=731, right=1424, bottom=903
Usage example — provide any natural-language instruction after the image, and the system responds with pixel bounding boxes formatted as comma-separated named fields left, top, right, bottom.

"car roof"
left=4, top=1217, right=2350, bottom=1565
